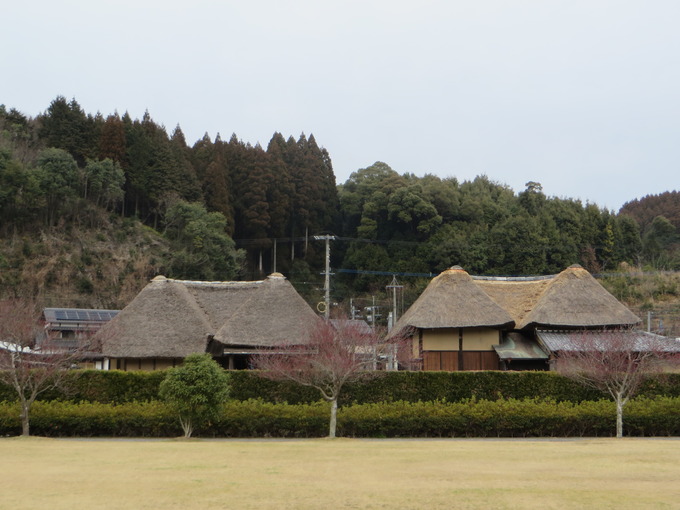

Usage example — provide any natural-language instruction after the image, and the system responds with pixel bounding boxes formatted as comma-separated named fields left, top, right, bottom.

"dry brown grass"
left=2, top=437, right=679, bottom=509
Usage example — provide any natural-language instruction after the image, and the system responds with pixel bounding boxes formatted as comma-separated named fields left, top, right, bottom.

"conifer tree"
left=98, top=113, right=127, bottom=165
left=190, top=133, right=216, bottom=183
left=169, top=125, right=202, bottom=202
left=203, top=155, right=234, bottom=235
left=265, top=133, right=293, bottom=239
left=39, top=96, right=95, bottom=166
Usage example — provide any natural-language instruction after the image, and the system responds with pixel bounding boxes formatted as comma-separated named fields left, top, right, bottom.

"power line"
left=337, top=268, right=435, bottom=278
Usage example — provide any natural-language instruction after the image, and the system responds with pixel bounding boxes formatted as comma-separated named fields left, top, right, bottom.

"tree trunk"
left=328, top=399, right=338, bottom=438
left=180, top=416, right=193, bottom=438
left=615, top=394, right=624, bottom=438
left=20, top=400, right=30, bottom=436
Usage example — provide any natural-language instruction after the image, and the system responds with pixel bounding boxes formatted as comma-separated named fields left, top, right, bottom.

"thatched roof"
left=513, top=265, right=639, bottom=328
left=213, top=273, right=323, bottom=347
left=474, top=277, right=552, bottom=329
left=98, top=273, right=320, bottom=358
left=391, top=265, right=640, bottom=337
left=389, top=266, right=515, bottom=337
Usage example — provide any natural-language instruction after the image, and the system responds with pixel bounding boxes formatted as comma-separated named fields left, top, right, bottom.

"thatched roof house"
left=391, top=265, right=641, bottom=371
left=474, top=265, right=640, bottom=329
left=395, top=266, right=515, bottom=331
left=96, top=273, right=321, bottom=370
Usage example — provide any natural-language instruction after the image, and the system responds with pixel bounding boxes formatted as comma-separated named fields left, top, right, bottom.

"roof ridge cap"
left=472, top=274, right=556, bottom=281
left=162, top=278, right=263, bottom=287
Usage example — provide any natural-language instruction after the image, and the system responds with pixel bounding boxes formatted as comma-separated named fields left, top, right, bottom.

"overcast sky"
left=3, top=1, right=679, bottom=211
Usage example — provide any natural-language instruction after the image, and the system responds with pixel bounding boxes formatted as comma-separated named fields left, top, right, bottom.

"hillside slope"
left=0, top=216, right=170, bottom=309
left=600, top=268, right=680, bottom=338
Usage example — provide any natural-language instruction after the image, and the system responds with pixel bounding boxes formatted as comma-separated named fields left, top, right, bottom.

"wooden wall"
left=415, top=327, right=502, bottom=371
left=422, top=351, right=499, bottom=371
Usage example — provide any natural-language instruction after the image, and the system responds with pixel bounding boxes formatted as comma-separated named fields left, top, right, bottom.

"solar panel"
left=44, top=308, right=119, bottom=323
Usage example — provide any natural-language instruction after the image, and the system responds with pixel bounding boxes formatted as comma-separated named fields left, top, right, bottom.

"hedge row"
left=0, top=370, right=167, bottom=403
left=2, top=370, right=680, bottom=405
left=1, top=397, right=679, bottom=437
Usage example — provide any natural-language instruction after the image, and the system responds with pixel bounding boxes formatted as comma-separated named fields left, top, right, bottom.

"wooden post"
left=458, top=329, right=464, bottom=371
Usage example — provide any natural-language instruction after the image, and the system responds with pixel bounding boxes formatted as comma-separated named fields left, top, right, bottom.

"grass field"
left=1, top=437, right=679, bottom=509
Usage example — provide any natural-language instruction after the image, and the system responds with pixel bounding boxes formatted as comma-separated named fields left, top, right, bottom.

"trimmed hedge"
left=1, top=397, right=679, bottom=437
left=0, top=370, right=167, bottom=404
left=0, top=401, right=179, bottom=437
left=1, top=370, right=679, bottom=405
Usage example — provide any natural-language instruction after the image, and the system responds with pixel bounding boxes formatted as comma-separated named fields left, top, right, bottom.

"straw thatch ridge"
left=389, top=266, right=515, bottom=338
left=98, top=273, right=321, bottom=358
left=521, top=265, right=640, bottom=328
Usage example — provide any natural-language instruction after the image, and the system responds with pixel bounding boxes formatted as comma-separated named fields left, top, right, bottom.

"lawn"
left=1, top=437, right=679, bottom=509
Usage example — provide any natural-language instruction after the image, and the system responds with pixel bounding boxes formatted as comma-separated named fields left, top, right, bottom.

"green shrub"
left=159, top=354, right=230, bottom=437
left=1, top=397, right=677, bottom=438
left=2, top=370, right=679, bottom=406
left=0, top=401, right=178, bottom=437
left=0, top=370, right=166, bottom=403
left=214, top=400, right=328, bottom=437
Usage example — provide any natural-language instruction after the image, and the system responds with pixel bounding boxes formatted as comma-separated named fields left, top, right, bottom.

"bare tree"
left=253, top=319, right=410, bottom=438
left=555, top=328, right=680, bottom=438
left=0, top=299, right=87, bottom=436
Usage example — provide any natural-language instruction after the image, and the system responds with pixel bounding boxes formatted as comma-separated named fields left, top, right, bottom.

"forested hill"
left=1, top=97, right=679, bottom=310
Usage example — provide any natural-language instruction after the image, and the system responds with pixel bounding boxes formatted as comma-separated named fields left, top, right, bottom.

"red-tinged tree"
left=253, top=318, right=411, bottom=438
left=202, top=156, right=234, bottom=234
left=0, top=299, right=90, bottom=436
left=98, top=113, right=127, bottom=165
left=556, top=329, right=680, bottom=438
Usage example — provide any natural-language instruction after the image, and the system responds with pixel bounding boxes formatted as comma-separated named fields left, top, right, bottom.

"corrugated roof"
left=537, top=329, right=680, bottom=352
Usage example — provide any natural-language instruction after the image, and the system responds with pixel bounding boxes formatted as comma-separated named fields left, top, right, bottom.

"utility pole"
left=272, top=239, right=277, bottom=273
left=313, top=235, right=335, bottom=320
left=386, top=275, right=403, bottom=332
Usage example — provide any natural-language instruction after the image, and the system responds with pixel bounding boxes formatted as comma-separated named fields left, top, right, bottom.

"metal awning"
left=493, top=332, right=549, bottom=360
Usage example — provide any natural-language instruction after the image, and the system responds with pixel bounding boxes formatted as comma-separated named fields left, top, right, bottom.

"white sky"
left=3, top=0, right=679, bottom=211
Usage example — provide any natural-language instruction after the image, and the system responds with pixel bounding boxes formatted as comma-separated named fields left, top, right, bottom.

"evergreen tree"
left=164, top=200, right=242, bottom=280
left=190, top=133, right=216, bottom=183
left=266, top=133, right=294, bottom=240
left=0, top=150, right=43, bottom=230
left=169, top=125, right=202, bottom=202
left=35, top=148, right=81, bottom=225
left=83, top=158, right=125, bottom=210
left=39, top=96, right=95, bottom=166
left=98, top=113, right=127, bottom=165
left=202, top=155, right=234, bottom=234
